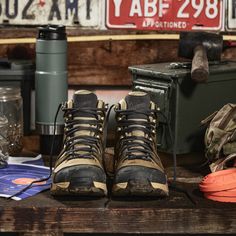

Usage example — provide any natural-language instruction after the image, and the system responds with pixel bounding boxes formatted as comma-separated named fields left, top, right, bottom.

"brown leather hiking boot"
left=112, top=91, right=169, bottom=197
left=51, top=90, right=108, bottom=196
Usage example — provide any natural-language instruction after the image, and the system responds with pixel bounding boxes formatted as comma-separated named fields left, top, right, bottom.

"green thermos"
left=35, top=25, right=68, bottom=154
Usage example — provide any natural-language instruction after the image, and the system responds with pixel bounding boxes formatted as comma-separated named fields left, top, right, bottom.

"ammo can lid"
left=129, top=61, right=236, bottom=82
left=38, top=25, right=67, bottom=40
left=0, top=59, right=35, bottom=77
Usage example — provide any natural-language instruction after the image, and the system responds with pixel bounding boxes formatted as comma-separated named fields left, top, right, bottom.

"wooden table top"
left=0, top=140, right=235, bottom=235
left=0, top=169, right=235, bottom=235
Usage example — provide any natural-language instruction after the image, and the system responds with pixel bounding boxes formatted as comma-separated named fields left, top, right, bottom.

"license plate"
left=0, top=0, right=100, bottom=27
left=227, top=0, right=236, bottom=30
left=106, top=0, right=224, bottom=31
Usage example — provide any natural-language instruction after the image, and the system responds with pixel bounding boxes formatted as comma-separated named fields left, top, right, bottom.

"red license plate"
left=106, top=0, right=223, bottom=31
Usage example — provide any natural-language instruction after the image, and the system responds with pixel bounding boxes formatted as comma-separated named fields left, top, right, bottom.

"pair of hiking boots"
left=51, top=90, right=169, bottom=197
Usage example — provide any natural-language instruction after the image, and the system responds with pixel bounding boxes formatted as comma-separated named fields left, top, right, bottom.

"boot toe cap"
left=52, top=165, right=107, bottom=196
left=113, top=166, right=168, bottom=197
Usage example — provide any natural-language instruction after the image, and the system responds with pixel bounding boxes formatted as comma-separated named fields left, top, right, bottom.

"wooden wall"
left=0, top=28, right=236, bottom=87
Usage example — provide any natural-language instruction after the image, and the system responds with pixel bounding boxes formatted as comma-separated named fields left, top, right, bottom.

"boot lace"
left=60, top=104, right=108, bottom=161
left=115, top=108, right=158, bottom=161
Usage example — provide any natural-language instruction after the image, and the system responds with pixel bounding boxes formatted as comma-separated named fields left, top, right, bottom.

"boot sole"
left=51, top=180, right=107, bottom=197
left=112, top=179, right=169, bottom=197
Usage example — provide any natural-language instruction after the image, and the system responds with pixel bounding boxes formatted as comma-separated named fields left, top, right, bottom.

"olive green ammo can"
left=130, top=62, right=236, bottom=154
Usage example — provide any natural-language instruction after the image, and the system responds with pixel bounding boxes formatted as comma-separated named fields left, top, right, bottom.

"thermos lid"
left=38, top=25, right=67, bottom=40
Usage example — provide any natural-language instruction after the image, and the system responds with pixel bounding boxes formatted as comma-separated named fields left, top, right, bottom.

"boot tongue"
left=73, top=90, right=97, bottom=117
left=124, top=92, right=151, bottom=153
left=125, top=91, right=150, bottom=119
left=71, top=90, right=98, bottom=153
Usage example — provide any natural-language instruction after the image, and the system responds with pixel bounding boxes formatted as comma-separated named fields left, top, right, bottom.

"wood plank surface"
left=0, top=142, right=235, bottom=235
left=1, top=28, right=236, bottom=87
left=0, top=182, right=235, bottom=234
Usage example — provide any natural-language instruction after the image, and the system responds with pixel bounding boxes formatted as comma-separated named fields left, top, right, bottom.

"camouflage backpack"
left=202, top=103, right=236, bottom=172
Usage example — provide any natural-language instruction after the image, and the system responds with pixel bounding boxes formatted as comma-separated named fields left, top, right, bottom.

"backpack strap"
left=201, top=110, right=218, bottom=126
left=210, top=153, right=236, bottom=172
left=205, top=127, right=231, bottom=162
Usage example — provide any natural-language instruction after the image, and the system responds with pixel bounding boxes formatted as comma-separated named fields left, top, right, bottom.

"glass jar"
left=0, top=87, right=23, bottom=155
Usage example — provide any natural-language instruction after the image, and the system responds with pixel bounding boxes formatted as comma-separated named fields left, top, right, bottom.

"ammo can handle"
left=191, top=45, right=209, bottom=83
